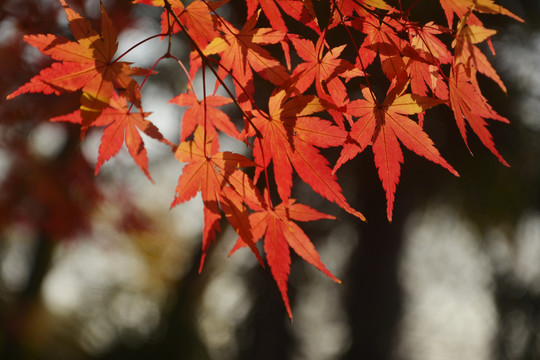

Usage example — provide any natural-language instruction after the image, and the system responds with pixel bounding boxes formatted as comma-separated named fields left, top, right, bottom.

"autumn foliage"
left=6, top=0, right=522, bottom=317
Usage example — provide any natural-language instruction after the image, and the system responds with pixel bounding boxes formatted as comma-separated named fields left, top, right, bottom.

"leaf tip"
left=286, top=307, right=293, bottom=320
left=448, top=166, right=459, bottom=177
left=386, top=207, right=393, bottom=223
left=198, top=254, right=207, bottom=274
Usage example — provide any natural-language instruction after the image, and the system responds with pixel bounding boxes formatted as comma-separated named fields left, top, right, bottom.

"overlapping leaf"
left=203, top=10, right=289, bottom=104
left=172, top=126, right=263, bottom=271
left=6, top=0, right=521, bottom=319
left=7, top=0, right=147, bottom=129
left=134, top=0, right=228, bottom=48
left=405, top=22, right=451, bottom=98
left=453, top=21, right=505, bottom=92
left=249, top=88, right=365, bottom=220
left=170, top=90, right=240, bottom=141
left=290, top=34, right=359, bottom=113
left=448, top=65, right=509, bottom=166
left=439, top=0, right=523, bottom=27
left=357, top=15, right=408, bottom=82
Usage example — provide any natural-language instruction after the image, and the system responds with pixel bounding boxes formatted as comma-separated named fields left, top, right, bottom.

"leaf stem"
left=113, top=33, right=168, bottom=63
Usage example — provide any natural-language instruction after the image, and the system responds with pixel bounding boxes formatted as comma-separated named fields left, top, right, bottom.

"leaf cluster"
left=7, top=0, right=522, bottom=317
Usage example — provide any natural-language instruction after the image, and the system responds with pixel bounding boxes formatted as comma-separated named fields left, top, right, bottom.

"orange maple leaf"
left=330, top=0, right=391, bottom=28
left=169, top=90, right=240, bottom=141
left=51, top=93, right=167, bottom=181
left=7, top=0, right=148, bottom=129
left=203, top=10, right=290, bottom=104
left=275, top=0, right=320, bottom=33
left=172, top=126, right=263, bottom=271
left=246, top=0, right=288, bottom=32
left=290, top=35, right=356, bottom=103
left=439, top=0, right=523, bottom=27
left=134, top=0, right=228, bottom=48
left=405, top=22, right=451, bottom=97
left=249, top=88, right=365, bottom=220
left=453, top=22, right=506, bottom=92
left=357, top=15, right=409, bottom=82
left=403, top=21, right=451, bottom=125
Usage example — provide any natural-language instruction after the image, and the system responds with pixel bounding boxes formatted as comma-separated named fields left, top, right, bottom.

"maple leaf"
left=448, top=64, right=509, bottom=166
left=357, top=15, right=409, bottom=82
left=230, top=197, right=339, bottom=318
left=172, top=126, right=263, bottom=271
left=169, top=90, right=240, bottom=141
left=7, top=0, right=148, bottom=129
left=290, top=33, right=363, bottom=127
left=247, top=0, right=288, bottom=32
left=405, top=22, right=452, bottom=97
left=203, top=10, right=290, bottom=104
left=452, top=21, right=506, bottom=92
left=439, top=0, right=524, bottom=28
left=276, top=0, right=320, bottom=33
left=249, top=88, right=365, bottom=220
left=403, top=22, right=451, bottom=124
left=246, top=0, right=319, bottom=34
left=134, top=0, right=228, bottom=48
left=290, top=34, right=357, bottom=103
left=330, top=0, right=391, bottom=28
left=335, top=85, right=459, bottom=221
left=408, top=22, right=453, bottom=63
left=51, top=93, right=167, bottom=181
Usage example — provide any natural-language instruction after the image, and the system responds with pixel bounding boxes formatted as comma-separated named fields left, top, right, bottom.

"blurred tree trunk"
left=342, top=215, right=404, bottom=359
left=235, top=267, right=293, bottom=360
left=101, top=246, right=212, bottom=360
left=339, top=155, right=406, bottom=360
left=0, top=235, right=54, bottom=360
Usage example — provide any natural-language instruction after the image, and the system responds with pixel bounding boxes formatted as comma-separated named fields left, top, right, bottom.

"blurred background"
left=1, top=0, right=539, bottom=359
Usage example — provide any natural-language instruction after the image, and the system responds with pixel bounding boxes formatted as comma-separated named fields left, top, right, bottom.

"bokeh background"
left=1, top=0, right=540, bottom=359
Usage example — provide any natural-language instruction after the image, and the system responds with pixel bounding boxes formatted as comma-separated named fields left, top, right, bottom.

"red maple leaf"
left=276, top=0, right=320, bottom=33
left=246, top=0, right=288, bottom=32
left=335, top=85, right=459, bottom=221
left=448, top=64, right=509, bottom=166
left=169, top=90, right=240, bottom=141
left=230, top=196, right=340, bottom=318
left=246, top=0, right=319, bottom=34
left=7, top=0, right=148, bottom=128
